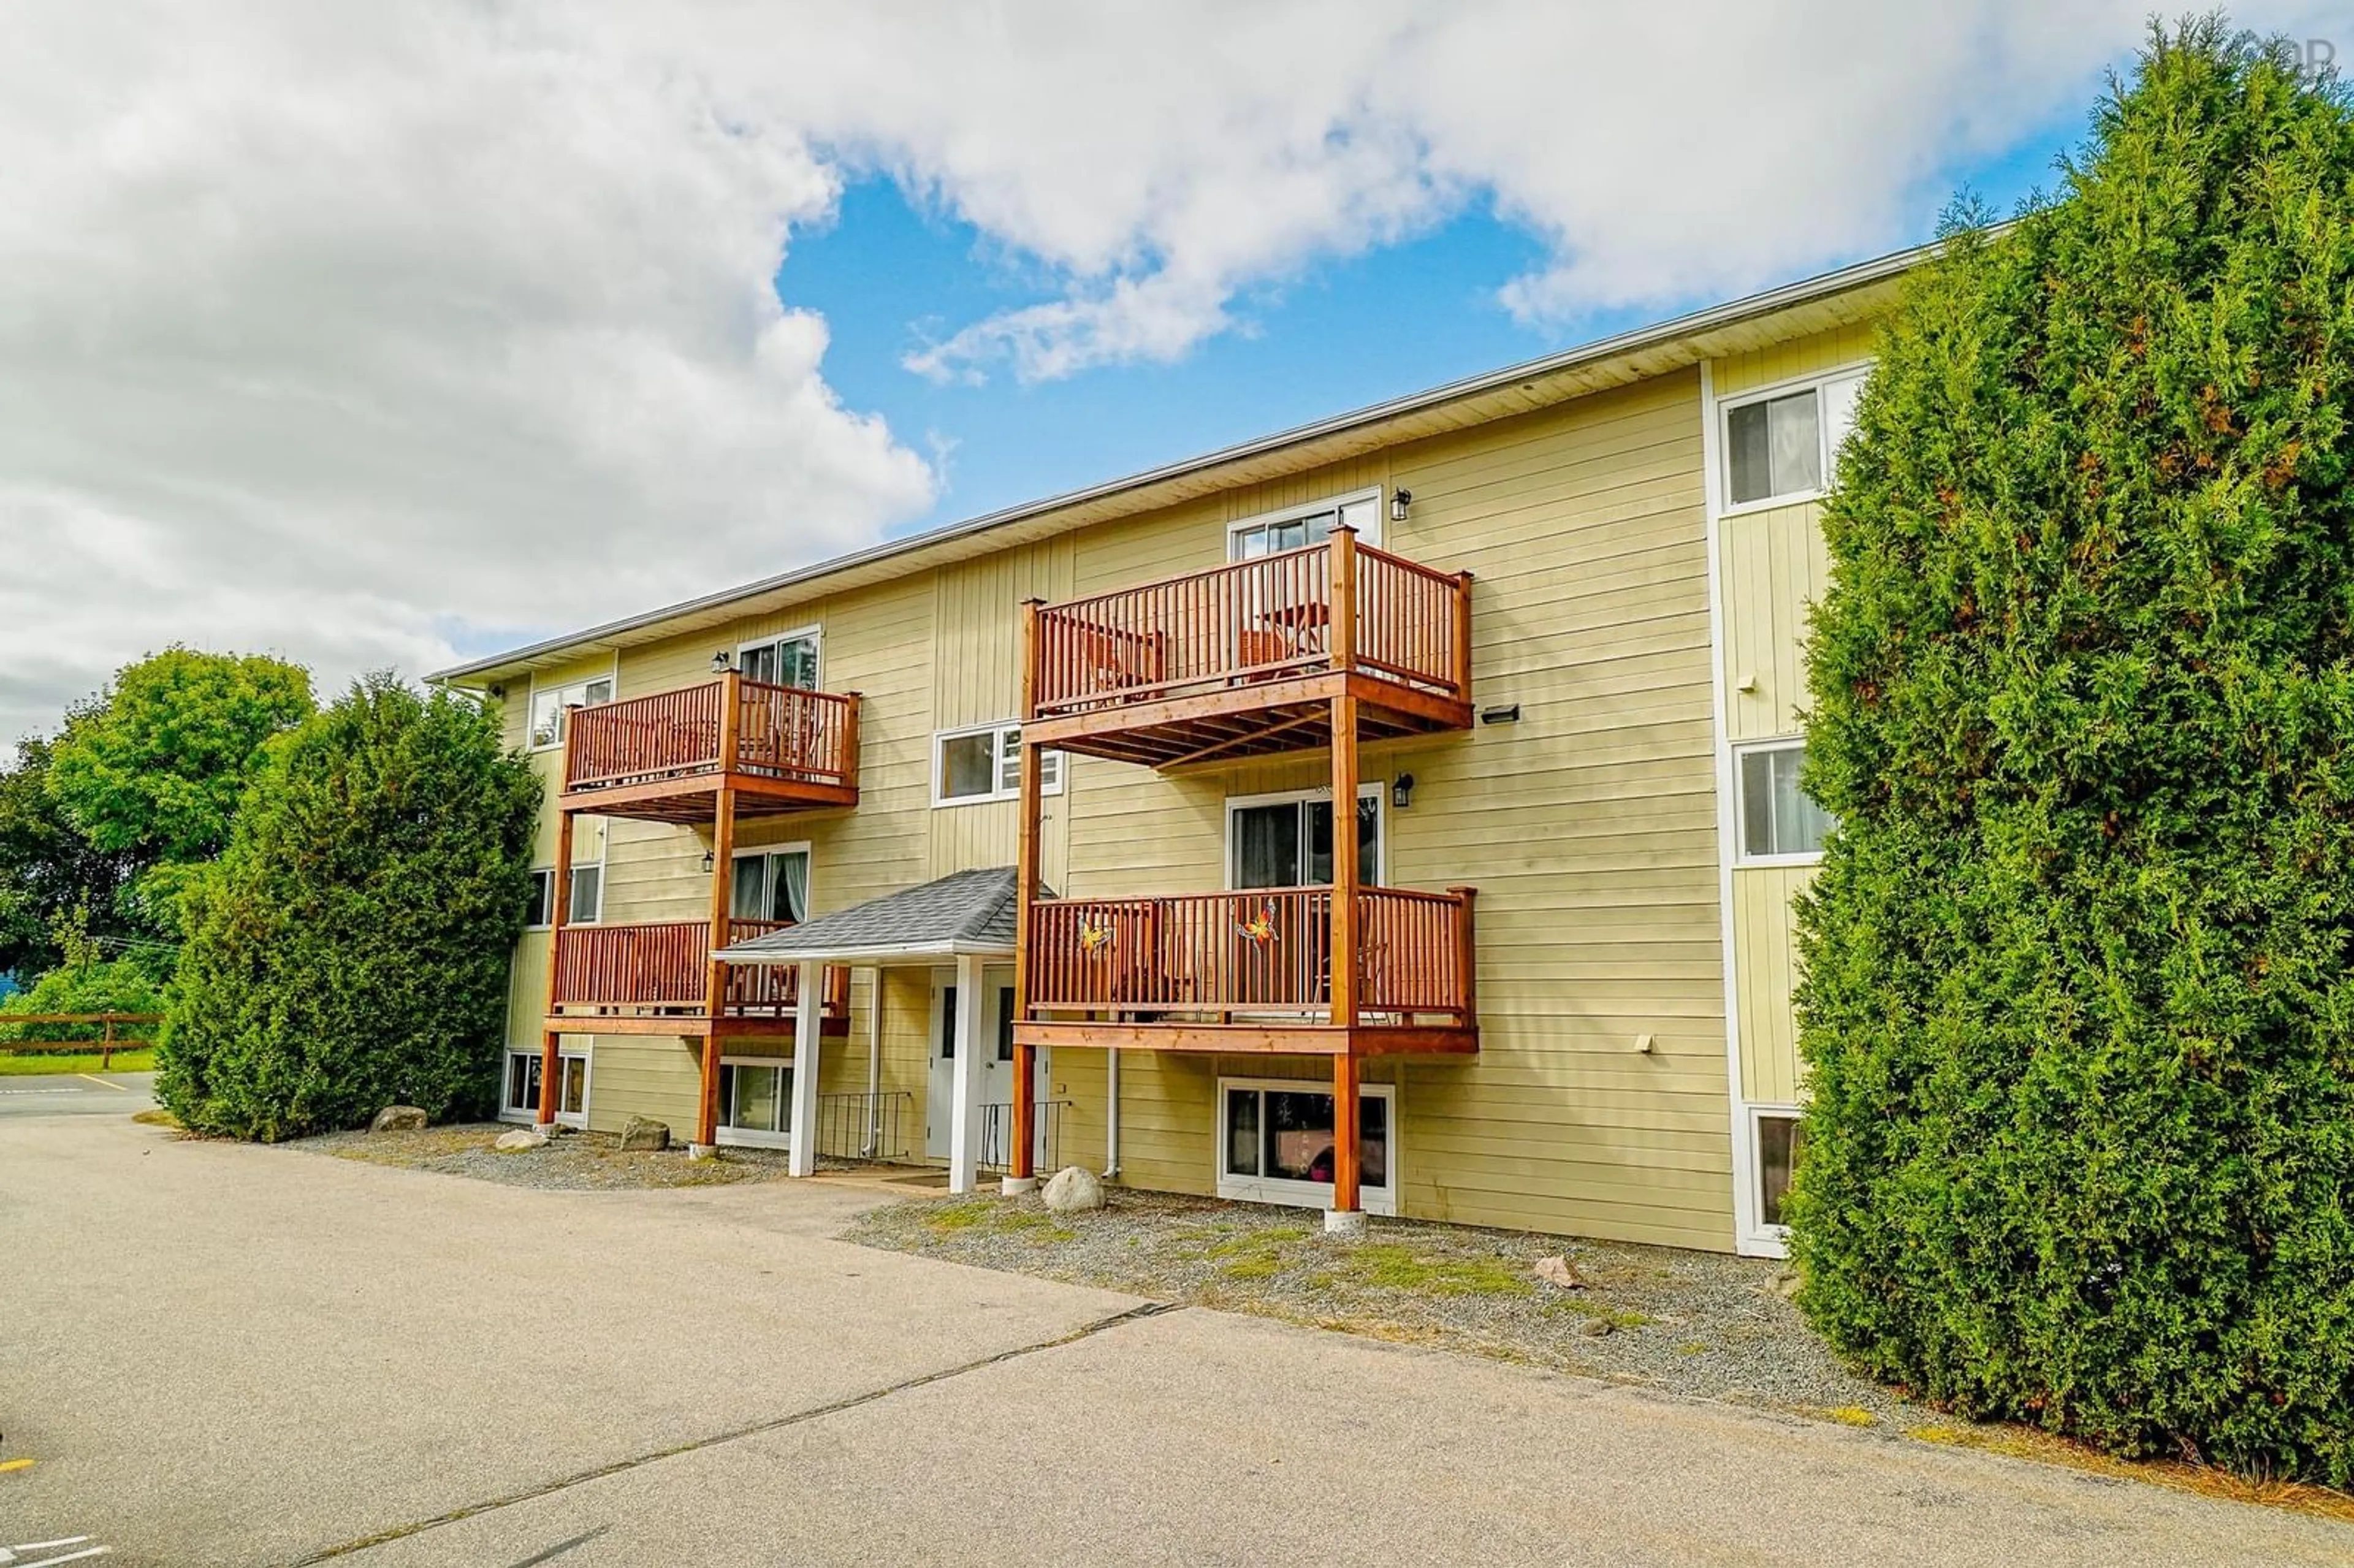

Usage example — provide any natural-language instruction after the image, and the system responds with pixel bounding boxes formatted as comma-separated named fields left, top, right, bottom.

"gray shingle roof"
left=716, top=866, right=1032, bottom=964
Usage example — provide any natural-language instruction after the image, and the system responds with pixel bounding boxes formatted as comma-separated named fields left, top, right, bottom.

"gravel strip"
left=844, top=1189, right=1911, bottom=1426
left=290, top=1122, right=816, bottom=1191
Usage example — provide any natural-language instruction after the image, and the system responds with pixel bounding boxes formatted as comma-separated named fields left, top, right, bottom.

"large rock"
left=493, top=1126, right=548, bottom=1153
left=1042, top=1165, right=1105, bottom=1214
left=370, top=1105, right=428, bottom=1133
left=619, top=1116, right=670, bottom=1152
left=1533, top=1254, right=1584, bottom=1290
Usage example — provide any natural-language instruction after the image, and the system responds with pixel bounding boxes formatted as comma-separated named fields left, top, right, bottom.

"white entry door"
left=924, top=967, right=1048, bottom=1165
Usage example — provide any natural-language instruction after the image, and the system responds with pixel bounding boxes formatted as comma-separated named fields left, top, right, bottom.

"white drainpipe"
left=1101, top=1049, right=1122, bottom=1179
left=863, top=967, right=883, bottom=1157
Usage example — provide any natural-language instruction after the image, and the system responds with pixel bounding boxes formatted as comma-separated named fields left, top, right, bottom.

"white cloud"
left=6, top=1, right=2342, bottom=740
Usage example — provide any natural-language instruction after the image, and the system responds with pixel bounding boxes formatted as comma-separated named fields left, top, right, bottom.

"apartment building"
left=433, top=243, right=1909, bottom=1257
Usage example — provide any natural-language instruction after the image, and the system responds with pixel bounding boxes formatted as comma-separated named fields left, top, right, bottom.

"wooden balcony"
left=545, top=919, right=850, bottom=1038
left=560, top=675, right=859, bottom=823
left=1014, top=885, right=1477, bottom=1057
left=1024, top=531, right=1473, bottom=768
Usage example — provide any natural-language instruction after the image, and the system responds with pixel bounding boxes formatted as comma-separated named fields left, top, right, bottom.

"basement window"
left=1756, top=1111, right=1804, bottom=1228
left=1217, top=1077, right=1395, bottom=1215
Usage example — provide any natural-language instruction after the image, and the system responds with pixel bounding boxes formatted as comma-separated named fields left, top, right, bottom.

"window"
left=1757, top=1111, right=1804, bottom=1228
left=739, top=631, right=819, bottom=690
left=716, top=1057, right=792, bottom=1147
left=936, top=984, right=1016, bottom=1064
left=524, top=864, right=603, bottom=927
left=1228, top=788, right=1381, bottom=888
left=1737, top=743, right=1834, bottom=862
left=732, top=848, right=809, bottom=924
left=528, top=676, right=614, bottom=750
left=1723, top=370, right=1866, bottom=508
left=934, top=722, right=1062, bottom=805
left=1229, top=493, right=1380, bottom=560
left=503, top=1047, right=587, bottom=1125
left=1217, top=1078, right=1395, bottom=1214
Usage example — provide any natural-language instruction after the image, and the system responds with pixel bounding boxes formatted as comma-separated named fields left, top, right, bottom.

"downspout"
left=863, top=965, right=883, bottom=1159
left=1101, top=1049, right=1121, bottom=1180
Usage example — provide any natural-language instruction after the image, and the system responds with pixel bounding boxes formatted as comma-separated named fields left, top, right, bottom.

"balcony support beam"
left=1329, top=679, right=1362, bottom=1222
left=948, top=952, right=986, bottom=1195
left=536, top=807, right=576, bottom=1129
left=1011, top=599, right=1045, bottom=1191
left=695, top=777, right=739, bottom=1151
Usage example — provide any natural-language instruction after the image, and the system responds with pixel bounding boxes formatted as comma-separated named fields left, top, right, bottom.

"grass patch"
left=0, top=1048, right=157, bottom=1075
left=131, top=1108, right=181, bottom=1128
left=922, top=1199, right=1075, bottom=1243
left=1339, top=1244, right=1533, bottom=1298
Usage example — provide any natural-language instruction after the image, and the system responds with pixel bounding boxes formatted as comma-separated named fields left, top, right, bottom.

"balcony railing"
left=564, top=677, right=858, bottom=797
left=1024, top=886, right=1475, bottom=1026
left=552, top=919, right=850, bottom=1019
left=1029, top=536, right=1471, bottom=721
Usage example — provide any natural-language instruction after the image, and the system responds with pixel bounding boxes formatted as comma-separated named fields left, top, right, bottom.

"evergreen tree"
left=159, top=676, right=539, bottom=1140
left=1792, top=22, right=2354, bottom=1482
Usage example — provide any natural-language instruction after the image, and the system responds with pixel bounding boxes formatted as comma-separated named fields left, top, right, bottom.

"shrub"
left=158, top=676, right=539, bottom=1140
left=0, top=957, right=164, bottom=1043
left=1790, top=24, right=2354, bottom=1483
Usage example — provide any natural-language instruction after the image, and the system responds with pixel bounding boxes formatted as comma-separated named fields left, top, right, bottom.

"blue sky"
left=787, top=116, right=2084, bottom=542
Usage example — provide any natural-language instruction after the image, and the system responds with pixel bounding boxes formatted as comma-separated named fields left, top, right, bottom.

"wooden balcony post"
left=718, top=668, right=744, bottom=773
left=696, top=785, right=739, bottom=1151
left=1452, top=569, right=1476, bottom=700
left=1330, top=691, right=1360, bottom=1031
left=537, top=809, right=576, bottom=1128
left=1010, top=598, right=1046, bottom=1192
left=1330, top=525, right=1359, bottom=676
left=841, top=691, right=863, bottom=785
left=1331, top=1050, right=1362, bottom=1226
left=1448, top=885, right=1479, bottom=1029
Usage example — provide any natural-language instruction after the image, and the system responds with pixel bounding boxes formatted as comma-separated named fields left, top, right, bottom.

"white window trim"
left=1214, top=1075, right=1398, bottom=1216
left=524, top=655, right=620, bottom=753
left=1225, top=485, right=1384, bottom=557
left=1750, top=1103, right=1802, bottom=1240
left=731, top=842, right=813, bottom=924
left=1732, top=737, right=1828, bottom=868
left=735, top=625, right=823, bottom=688
left=714, top=1052, right=795, bottom=1149
left=931, top=720, right=1064, bottom=808
left=498, top=1044, right=590, bottom=1129
left=1717, top=362, right=1872, bottom=520
left=1222, top=782, right=1387, bottom=889
left=525, top=837, right=609, bottom=929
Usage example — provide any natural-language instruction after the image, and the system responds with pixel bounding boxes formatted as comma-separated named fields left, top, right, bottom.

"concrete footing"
left=1001, top=1175, right=1040, bottom=1197
left=687, top=1143, right=720, bottom=1162
left=1323, top=1209, right=1368, bottom=1239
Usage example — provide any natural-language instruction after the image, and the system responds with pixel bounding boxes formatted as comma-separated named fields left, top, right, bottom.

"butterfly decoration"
left=1235, top=900, right=1280, bottom=945
left=1079, top=917, right=1116, bottom=957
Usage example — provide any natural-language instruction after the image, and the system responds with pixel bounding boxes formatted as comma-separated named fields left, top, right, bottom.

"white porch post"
left=947, top=951, right=986, bottom=1193
left=787, top=959, right=823, bottom=1178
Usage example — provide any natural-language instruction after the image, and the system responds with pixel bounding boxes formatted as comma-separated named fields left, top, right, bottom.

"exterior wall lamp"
left=702, top=850, right=717, bottom=873
left=1389, top=487, right=1412, bottom=523
left=710, top=650, right=732, bottom=674
left=1391, top=772, right=1416, bottom=810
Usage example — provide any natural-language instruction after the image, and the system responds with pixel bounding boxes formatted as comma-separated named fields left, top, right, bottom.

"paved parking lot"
left=0, top=1071, right=153, bottom=1121
left=4, top=1112, right=2350, bottom=1567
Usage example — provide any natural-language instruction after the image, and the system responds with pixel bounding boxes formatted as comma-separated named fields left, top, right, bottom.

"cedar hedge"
left=157, top=676, right=539, bottom=1140
left=1790, top=22, right=2354, bottom=1483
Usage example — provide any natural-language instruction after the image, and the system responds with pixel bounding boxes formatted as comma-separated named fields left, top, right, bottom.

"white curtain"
left=780, top=851, right=810, bottom=924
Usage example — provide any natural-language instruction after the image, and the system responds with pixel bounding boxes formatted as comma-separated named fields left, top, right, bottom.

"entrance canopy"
left=715, top=866, right=1027, bottom=969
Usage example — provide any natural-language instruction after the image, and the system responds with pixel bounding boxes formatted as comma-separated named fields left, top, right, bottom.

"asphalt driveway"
left=0, top=1070, right=153, bottom=1121
left=3, top=1113, right=2349, bottom=1567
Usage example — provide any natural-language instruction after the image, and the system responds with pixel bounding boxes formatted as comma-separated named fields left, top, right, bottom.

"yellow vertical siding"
left=1713, top=321, right=1875, bottom=397
left=1732, top=863, right=1815, bottom=1103
left=1720, top=502, right=1831, bottom=740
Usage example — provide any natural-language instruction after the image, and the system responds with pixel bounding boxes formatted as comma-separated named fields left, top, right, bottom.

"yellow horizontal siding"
left=1713, top=321, right=1875, bottom=397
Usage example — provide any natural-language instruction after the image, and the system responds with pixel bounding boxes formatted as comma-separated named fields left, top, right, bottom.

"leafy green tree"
left=158, top=676, right=539, bottom=1140
left=0, top=736, right=145, bottom=980
left=1790, top=24, right=2354, bottom=1483
left=47, top=649, right=313, bottom=934
left=0, top=947, right=166, bottom=1044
